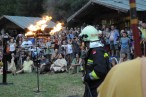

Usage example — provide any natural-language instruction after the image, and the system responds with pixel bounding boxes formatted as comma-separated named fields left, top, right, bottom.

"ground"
left=0, top=73, right=84, bottom=97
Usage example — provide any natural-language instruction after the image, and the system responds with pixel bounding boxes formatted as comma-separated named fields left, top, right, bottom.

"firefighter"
left=79, top=25, right=110, bottom=97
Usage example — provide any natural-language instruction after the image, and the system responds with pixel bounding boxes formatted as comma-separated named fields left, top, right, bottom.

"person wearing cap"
left=97, top=57, right=146, bottom=97
left=79, top=25, right=110, bottom=97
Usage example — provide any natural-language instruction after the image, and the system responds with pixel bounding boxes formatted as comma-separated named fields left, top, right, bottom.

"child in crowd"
left=119, top=32, right=131, bottom=59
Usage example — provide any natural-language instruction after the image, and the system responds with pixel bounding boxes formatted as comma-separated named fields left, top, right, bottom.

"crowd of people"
left=0, top=20, right=146, bottom=75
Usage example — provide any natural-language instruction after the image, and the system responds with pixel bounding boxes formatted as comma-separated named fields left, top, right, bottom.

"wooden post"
left=129, top=0, right=142, bottom=57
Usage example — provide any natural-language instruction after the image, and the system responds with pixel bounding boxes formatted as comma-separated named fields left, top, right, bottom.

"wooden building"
left=67, top=0, right=146, bottom=28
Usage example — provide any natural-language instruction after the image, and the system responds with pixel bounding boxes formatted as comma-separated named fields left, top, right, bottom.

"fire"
left=50, top=23, right=62, bottom=35
left=25, top=31, right=35, bottom=37
left=28, top=24, right=38, bottom=31
left=25, top=16, right=63, bottom=37
left=42, top=16, right=52, bottom=21
left=36, top=16, right=52, bottom=30
left=25, top=16, right=52, bottom=36
left=41, top=24, right=48, bottom=31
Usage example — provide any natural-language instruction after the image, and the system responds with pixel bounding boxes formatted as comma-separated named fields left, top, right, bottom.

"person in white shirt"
left=50, top=53, right=67, bottom=73
left=21, top=38, right=33, bottom=48
left=7, top=38, right=16, bottom=63
left=61, top=40, right=73, bottom=55
left=61, top=40, right=73, bottom=69
left=9, top=38, right=16, bottom=53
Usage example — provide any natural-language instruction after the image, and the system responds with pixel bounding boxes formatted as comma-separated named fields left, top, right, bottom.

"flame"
left=25, top=31, right=35, bottom=37
left=42, top=16, right=52, bottom=21
left=36, top=16, right=52, bottom=30
left=28, top=24, right=38, bottom=31
left=25, top=16, right=52, bottom=36
left=50, top=23, right=62, bottom=35
left=41, top=24, right=48, bottom=31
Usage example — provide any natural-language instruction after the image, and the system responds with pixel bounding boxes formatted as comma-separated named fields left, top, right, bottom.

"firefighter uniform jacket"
left=84, top=47, right=110, bottom=89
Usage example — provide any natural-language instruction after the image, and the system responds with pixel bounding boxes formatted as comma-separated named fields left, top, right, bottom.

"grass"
left=0, top=73, right=84, bottom=97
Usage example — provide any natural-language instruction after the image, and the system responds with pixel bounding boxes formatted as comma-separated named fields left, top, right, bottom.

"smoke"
left=42, top=0, right=68, bottom=21
left=42, top=0, right=56, bottom=18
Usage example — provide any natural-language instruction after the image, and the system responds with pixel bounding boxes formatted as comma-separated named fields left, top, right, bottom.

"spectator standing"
left=62, top=40, right=73, bottom=69
left=8, top=38, right=17, bottom=63
left=109, top=25, right=120, bottom=57
left=45, top=37, right=52, bottom=60
left=139, top=22, right=146, bottom=56
left=9, top=38, right=16, bottom=54
left=54, top=35, right=59, bottom=50
left=16, top=32, right=24, bottom=44
left=72, top=37, right=81, bottom=58
left=119, top=32, right=131, bottom=59
left=103, top=27, right=110, bottom=54
left=67, top=31, right=74, bottom=40
left=140, top=22, right=146, bottom=41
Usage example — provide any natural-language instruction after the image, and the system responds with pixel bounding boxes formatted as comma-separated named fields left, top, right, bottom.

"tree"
left=15, top=0, right=44, bottom=17
left=0, top=0, right=17, bottom=16
left=43, top=0, right=89, bottom=21
left=0, top=0, right=89, bottom=21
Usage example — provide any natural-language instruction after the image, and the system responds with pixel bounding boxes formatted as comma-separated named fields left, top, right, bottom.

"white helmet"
left=79, top=25, right=102, bottom=41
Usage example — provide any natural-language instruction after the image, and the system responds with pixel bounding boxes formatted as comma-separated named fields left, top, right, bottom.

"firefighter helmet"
left=79, top=25, right=102, bottom=41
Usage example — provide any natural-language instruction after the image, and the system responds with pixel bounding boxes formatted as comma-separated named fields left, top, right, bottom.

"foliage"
left=0, top=0, right=45, bottom=17
left=16, top=0, right=44, bottom=17
left=42, top=0, right=89, bottom=21
left=0, top=0, right=17, bottom=16
left=0, top=0, right=89, bottom=21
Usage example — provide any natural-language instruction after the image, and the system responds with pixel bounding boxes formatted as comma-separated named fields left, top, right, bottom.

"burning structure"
left=0, top=15, right=57, bottom=37
left=25, top=16, right=63, bottom=37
